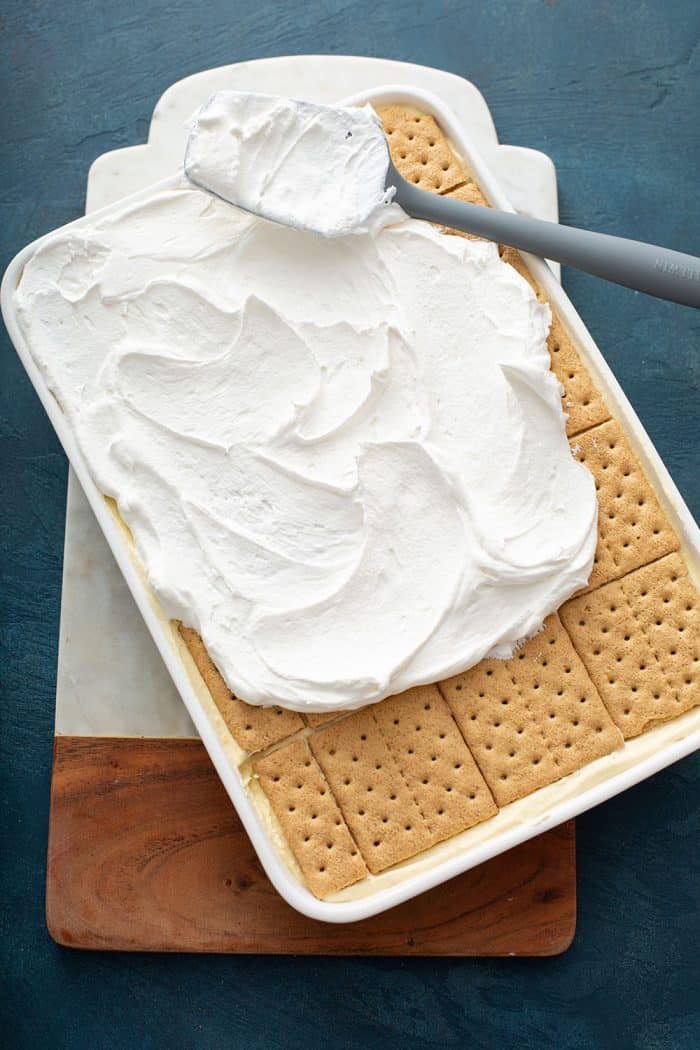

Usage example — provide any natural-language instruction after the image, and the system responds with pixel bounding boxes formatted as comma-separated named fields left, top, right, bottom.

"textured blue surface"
left=1, top=2, right=699, bottom=1047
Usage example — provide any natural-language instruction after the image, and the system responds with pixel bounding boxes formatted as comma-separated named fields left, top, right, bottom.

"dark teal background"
left=1, top=2, right=698, bottom=1047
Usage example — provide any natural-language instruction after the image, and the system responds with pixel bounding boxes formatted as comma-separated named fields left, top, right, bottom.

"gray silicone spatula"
left=389, top=159, right=700, bottom=308
left=185, top=93, right=700, bottom=308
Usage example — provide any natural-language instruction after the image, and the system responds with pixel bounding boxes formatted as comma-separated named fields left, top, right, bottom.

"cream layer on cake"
left=14, top=103, right=597, bottom=712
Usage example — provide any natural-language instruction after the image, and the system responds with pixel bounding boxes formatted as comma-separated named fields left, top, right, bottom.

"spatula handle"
left=395, top=174, right=700, bottom=308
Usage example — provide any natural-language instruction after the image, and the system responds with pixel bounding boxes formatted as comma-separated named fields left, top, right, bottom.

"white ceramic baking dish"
left=3, top=84, right=699, bottom=923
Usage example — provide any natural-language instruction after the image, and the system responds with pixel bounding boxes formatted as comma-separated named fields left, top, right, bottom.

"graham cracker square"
left=560, top=553, right=699, bottom=738
left=548, top=314, right=611, bottom=437
left=441, top=189, right=539, bottom=301
left=569, top=418, right=679, bottom=592
left=178, top=625, right=303, bottom=753
left=443, top=187, right=542, bottom=297
left=442, top=214, right=609, bottom=438
left=446, top=181, right=489, bottom=209
left=372, top=684, right=497, bottom=838
left=440, top=182, right=490, bottom=242
left=253, top=739, right=368, bottom=898
left=309, top=707, right=434, bottom=874
left=499, top=244, right=540, bottom=289
left=378, top=105, right=466, bottom=194
left=440, top=615, right=623, bottom=805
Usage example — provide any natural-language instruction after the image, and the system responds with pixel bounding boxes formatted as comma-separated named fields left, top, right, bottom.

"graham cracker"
left=501, top=265, right=611, bottom=436
left=441, top=185, right=537, bottom=291
left=309, top=707, right=434, bottom=874
left=498, top=245, right=538, bottom=289
left=548, top=314, right=611, bottom=437
left=442, top=190, right=610, bottom=441
left=178, top=625, right=303, bottom=753
left=253, top=739, right=368, bottom=897
left=377, top=105, right=466, bottom=194
left=569, top=418, right=679, bottom=592
left=439, top=195, right=541, bottom=312
left=439, top=181, right=490, bottom=241
left=561, top=553, right=699, bottom=738
left=440, top=615, right=623, bottom=805
left=372, top=685, right=497, bottom=837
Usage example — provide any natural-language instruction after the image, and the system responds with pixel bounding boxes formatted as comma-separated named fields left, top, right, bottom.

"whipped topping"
left=185, top=92, right=401, bottom=236
left=16, top=167, right=597, bottom=712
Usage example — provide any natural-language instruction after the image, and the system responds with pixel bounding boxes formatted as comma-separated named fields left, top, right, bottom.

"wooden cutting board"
left=46, top=736, right=576, bottom=955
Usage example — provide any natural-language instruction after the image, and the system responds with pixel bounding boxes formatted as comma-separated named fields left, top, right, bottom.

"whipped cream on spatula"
left=185, top=91, right=403, bottom=236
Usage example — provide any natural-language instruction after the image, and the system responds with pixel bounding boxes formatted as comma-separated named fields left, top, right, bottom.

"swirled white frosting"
left=15, top=173, right=596, bottom=711
left=185, top=92, right=401, bottom=236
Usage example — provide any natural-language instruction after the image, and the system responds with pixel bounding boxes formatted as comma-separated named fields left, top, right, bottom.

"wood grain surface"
left=46, top=737, right=576, bottom=955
